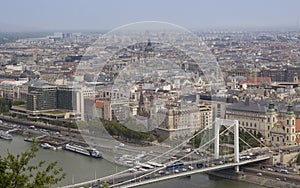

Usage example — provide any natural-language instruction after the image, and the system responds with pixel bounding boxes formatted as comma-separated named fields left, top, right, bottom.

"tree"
left=0, top=141, right=65, bottom=188
left=102, top=181, right=109, bottom=188
left=12, top=100, right=25, bottom=106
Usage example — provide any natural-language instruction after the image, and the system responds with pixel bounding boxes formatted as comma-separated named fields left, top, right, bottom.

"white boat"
left=64, top=144, right=102, bottom=158
left=40, top=143, right=57, bottom=150
left=0, top=130, right=13, bottom=140
left=24, top=137, right=33, bottom=142
left=114, top=159, right=135, bottom=167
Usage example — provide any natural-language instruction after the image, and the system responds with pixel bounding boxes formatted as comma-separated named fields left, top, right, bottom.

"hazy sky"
left=1, top=0, right=300, bottom=31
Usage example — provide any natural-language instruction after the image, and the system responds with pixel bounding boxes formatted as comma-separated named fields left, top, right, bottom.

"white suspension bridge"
left=61, top=119, right=272, bottom=188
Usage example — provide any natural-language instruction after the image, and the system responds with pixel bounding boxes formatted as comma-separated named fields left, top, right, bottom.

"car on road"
left=158, top=170, right=165, bottom=174
left=280, top=169, right=288, bottom=174
left=266, top=167, right=274, bottom=172
left=275, top=178, right=280, bottom=181
left=196, top=163, right=204, bottom=168
left=182, top=168, right=187, bottom=172
left=119, top=143, right=125, bottom=147
left=188, top=165, right=194, bottom=170
left=129, top=168, right=137, bottom=173
left=257, top=173, right=262, bottom=176
left=174, top=169, right=180, bottom=173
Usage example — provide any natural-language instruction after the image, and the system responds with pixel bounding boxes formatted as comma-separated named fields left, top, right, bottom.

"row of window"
left=271, top=135, right=295, bottom=142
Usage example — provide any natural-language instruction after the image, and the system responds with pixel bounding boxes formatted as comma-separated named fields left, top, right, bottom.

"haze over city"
left=1, top=0, right=300, bottom=31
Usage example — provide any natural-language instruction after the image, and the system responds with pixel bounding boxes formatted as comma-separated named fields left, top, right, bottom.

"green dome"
left=286, top=101, right=295, bottom=116
left=267, top=100, right=275, bottom=114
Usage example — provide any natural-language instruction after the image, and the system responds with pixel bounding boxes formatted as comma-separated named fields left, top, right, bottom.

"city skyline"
left=1, top=0, right=300, bottom=31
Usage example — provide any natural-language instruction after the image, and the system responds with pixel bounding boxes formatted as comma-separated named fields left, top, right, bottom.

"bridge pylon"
left=214, top=118, right=239, bottom=172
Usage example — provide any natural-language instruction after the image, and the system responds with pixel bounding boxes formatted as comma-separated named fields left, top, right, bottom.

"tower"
left=265, top=100, right=277, bottom=142
left=284, top=102, right=296, bottom=145
left=137, top=88, right=149, bottom=118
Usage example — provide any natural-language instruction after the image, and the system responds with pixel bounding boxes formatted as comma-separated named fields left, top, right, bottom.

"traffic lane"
left=244, top=167, right=300, bottom=184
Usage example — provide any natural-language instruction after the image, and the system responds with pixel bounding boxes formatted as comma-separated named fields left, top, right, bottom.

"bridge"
left=116, top=155, right=270, bottom=188
left=61, top=119, right=272, bottom=188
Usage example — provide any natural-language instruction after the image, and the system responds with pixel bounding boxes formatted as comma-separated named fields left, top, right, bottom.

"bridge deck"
left=117, top=155, right=270, bottom=188
left=61, top=155, right=270, bottom=188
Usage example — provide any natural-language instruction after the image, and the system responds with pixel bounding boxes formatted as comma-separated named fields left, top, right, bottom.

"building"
left=57, top=86, right=76, bottom=110
left=27, top=84, right=57, bottom=111
left=10, top=80, right=82, bottom=122
left=260, top=66, right=300, bottom=82
left=0, top=80, right=28, bottom=101
left=226, top=100, right=298, bottom=146
left=269, top=102, right=297, bottom=146
left=157, top=102, right=212, bottom=139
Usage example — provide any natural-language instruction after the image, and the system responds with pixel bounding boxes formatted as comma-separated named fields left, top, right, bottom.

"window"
left=287, top=128, right=289, bottom=133
left=287, top=136, right=289, bottom=141
left=268, top=117, right=270, bottom=122
left=277, top=137, right=279, bottom=141
left=287, top=120, right=289, bottom=125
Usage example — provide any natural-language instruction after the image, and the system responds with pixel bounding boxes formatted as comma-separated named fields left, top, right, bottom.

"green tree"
left=102, top=181, right=109, bottom=188
left=0, top=142, right=65, bottom=188
left=12, top=100, right=25, bottom=106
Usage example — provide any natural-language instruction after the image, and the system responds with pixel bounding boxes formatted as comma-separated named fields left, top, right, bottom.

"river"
left=0, top=135, right=265, bottom=188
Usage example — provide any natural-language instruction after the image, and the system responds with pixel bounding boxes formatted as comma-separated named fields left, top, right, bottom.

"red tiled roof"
left=241, top=77, right=271, bottom=85
left=0, top=79, right=15, bottom=83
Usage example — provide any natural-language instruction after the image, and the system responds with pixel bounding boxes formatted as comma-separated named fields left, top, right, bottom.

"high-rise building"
left=57, top=86, right=76, bottom=110
left=27, top=84, right=57, bottom=111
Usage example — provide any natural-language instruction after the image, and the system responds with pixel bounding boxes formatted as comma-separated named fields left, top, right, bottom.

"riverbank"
left=0, top=114, right=75, bottom=132
left=207, top=168, right=299, bottom=188
left=242, top=167, right=299, bottom=188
